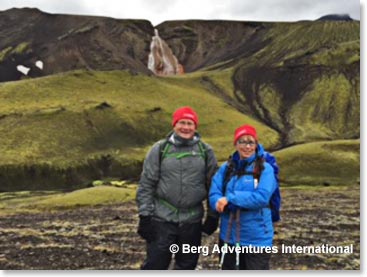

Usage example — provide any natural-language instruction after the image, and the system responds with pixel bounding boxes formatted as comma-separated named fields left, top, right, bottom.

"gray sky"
left=0, top=0, right=361, bottom=25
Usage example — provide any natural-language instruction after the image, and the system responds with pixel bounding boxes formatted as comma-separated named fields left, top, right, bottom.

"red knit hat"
left=172, top=106, right=199, bottom=127
left=234, top=125, right=257, bottom=145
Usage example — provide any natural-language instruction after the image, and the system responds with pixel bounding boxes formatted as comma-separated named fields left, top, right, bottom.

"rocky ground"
left=0, top=186, right=360, bottom=270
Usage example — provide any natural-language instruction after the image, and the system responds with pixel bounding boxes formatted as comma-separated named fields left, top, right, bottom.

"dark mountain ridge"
left=317, top=14, right=354, bottom=21
left=0, top=9, right=360, bottom=81
left=0, top=8, right=154, bottom=82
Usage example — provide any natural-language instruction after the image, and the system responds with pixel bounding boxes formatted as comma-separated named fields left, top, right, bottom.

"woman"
left=136, top=106, right=218, bottom=270
left=209, top=124, right=276, bottom=270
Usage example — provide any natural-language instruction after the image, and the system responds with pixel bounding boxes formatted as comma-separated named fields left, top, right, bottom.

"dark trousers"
left=219, top=239, right=271, bottom=270
left=141, top=220, right=202, bottom=270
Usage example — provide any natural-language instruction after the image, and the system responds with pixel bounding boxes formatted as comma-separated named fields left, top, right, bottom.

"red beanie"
left=172, top=106, right=198, bottom=127
left=234, top=125, right=257, bottom=145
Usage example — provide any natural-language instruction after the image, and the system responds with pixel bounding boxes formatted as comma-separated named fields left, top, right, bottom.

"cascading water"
left=148, top=29, right=184, bottom=76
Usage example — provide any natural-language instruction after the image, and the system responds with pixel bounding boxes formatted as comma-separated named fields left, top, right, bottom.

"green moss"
left=251, top=21, right=359, bottom=66
left=34, top=186, right=136, bottom=210
left=13, top=42, right=30, bottom=54
left=0, top=186, right=136, bottom=215
left=0, top=43, right=31, bottom=62
left=204, top=68, right=235, bottom=98
left=0, top=46, right=13, bottom=62
left=0, top=190, right=59, bottom=202
left=310, top=40, right=360, bottom=66
left=257, top=85, right=284, bottom=130
left=0, top=69, right=281, bottom=190
left=74, top=25, right=97, bottom=35
left=274, top=139, right=360, bottom=186
left=288, top=74, right=359, bottom=143
left=92, top=180, right=104, bottom=186
left=0, top=70, right=279, bottom=165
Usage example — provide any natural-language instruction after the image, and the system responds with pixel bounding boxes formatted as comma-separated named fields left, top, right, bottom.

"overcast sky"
left=0, top=0, right=361, bottom=25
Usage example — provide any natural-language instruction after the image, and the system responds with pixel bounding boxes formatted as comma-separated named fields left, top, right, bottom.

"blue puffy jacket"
left=209, top=144, right=276, bottom=247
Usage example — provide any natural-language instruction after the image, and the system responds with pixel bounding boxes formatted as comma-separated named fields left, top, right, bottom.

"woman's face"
left=173, top=119, right=196, bottom=139
left=235, top=135, right=257, bottom=159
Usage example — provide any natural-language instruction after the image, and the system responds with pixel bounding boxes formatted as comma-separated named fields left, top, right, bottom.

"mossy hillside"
left=0, top=70, right=280, bottom=162
left=0, top=42, right=30, bottom=62
left=200, top=68, right=236, bottom=99
left=0, top=70, right=279, bottom=190
left=175, top=68, right=235, bottom=99
left=227, top=21, right=359, bottom=146
left=253, top=21, right=360, bottom=66
left=0, top=186, right=136, bottom=215
left=257, top=85, right=284, bottom=130
left=288, top=74, right=359, bottom=143
left=35, top=186, right=136, bottom=210
left=274, top=139, right=359, bottom=186
left=231, top=67, right=359, bottom=146
left=309, top=40, right=360, bottom=66
left=234, top=80, right=285, bottom=133
left=160, top=72, right=280, bottom=151
left=135, top=20, right=359, bottom=74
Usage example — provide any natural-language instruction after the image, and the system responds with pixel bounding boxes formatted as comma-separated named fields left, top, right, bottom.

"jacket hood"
left=167, top=131, right=201, bottom=146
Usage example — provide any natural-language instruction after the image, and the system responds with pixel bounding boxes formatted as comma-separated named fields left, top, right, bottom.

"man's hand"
left=202, top=215, right=219, bottom=235
left=137, top=215, right=156, bottom=242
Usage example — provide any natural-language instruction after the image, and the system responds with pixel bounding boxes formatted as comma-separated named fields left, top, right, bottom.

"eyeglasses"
left=237, top=139, right=256, bottom=147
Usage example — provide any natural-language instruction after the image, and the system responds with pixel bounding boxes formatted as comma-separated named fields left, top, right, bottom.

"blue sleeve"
left=226, top=163, right=276, bottom=209
left=208, top=162, right=227, bottom=211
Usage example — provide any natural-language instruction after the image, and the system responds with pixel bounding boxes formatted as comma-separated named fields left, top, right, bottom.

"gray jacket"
left=136, top=132, right=217, bottom=223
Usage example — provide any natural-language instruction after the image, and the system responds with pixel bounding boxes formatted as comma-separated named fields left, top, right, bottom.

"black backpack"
left=158, top=138, right=219, bottom=193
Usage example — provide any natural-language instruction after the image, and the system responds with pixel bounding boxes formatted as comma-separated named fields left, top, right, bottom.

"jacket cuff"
left=226, top=193, right=235, bottom=204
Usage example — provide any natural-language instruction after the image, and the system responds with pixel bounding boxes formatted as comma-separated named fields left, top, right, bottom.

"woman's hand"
left=216, top=197, right=228, bottom=213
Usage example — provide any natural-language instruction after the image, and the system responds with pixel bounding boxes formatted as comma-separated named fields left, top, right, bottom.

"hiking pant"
left=141, top=220, right=202, bottom=270
left=219, top=239, right=271, bottom=270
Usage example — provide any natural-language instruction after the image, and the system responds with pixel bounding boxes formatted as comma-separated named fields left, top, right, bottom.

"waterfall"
left=147, top=29, right=184, bottom=76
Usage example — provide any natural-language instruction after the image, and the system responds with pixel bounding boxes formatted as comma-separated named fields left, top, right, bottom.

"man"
left=136, top=106, right=218, bottom=269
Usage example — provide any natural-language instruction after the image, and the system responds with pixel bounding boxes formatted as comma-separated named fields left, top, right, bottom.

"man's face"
left=173, top=119, right=196, bottom=139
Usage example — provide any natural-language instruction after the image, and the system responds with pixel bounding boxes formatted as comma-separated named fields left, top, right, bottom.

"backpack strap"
left=222, top=156, right=235, bottom=195
left=197, top=141, right=207, bottom=161
left=160, top=139, right=207, bottom=161
left=253, top=156, right=265, bottom=181
left=161, top=142, right=171, bottom=159
left=222, top=156, right=265, bottom=194
left=222, top=151, right=281, bottom=222
left=158, top=139, right=169, bottom=163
